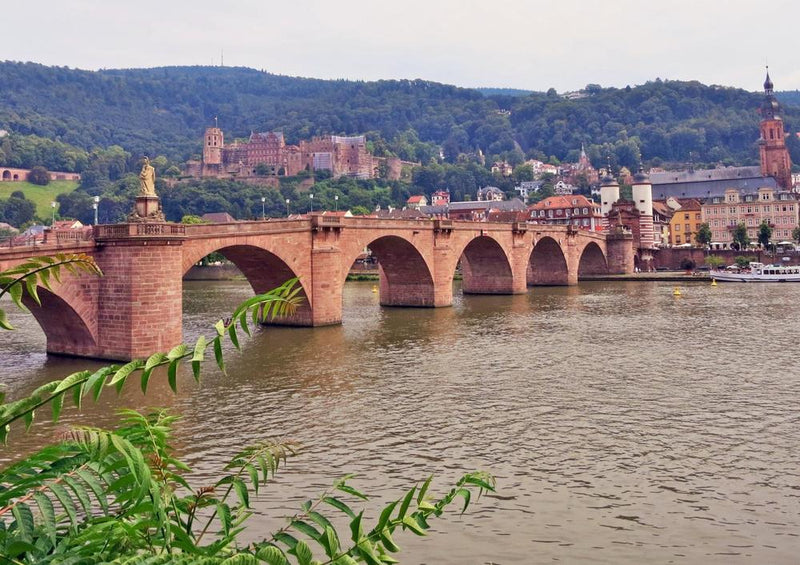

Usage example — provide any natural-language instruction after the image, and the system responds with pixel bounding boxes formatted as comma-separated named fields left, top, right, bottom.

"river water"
left=2, top=280, right=800, bottom=564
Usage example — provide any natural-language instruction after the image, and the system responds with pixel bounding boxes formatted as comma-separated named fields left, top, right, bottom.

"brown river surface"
left=2, top=280, right=800, bottom=564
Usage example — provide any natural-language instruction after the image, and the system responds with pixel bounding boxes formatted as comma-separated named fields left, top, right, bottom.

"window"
left=583, top=207, right=588, bottom=214
left=695, top=213, right=701, bottom=220
left=685, top=224, right=690, bottom=233
left=675, top=224, right=681, bottom=231
left=676, top=235, right=682, bottom=244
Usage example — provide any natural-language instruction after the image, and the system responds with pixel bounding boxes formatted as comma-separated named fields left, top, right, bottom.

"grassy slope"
left=0, top=180, right=79, bottom=219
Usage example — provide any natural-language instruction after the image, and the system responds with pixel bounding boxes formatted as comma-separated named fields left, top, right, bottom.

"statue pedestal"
left=129, top=195, right=165, bottom=223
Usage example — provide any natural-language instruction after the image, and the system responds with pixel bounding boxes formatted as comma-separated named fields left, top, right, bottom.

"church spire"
left=764, top=66, right=774, bottom=95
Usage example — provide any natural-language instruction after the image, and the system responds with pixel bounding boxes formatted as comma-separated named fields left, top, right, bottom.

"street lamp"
left=50, top=201, right=57, bottom=225
left=285, top=198, right=290, bottom=217
left=93, top=196, right=100, bottom=225
left=334, top=194, right=339, bottom=212
left=261, top=196, right=266, bottom=220
left=309, top=193, right=314, bottom=213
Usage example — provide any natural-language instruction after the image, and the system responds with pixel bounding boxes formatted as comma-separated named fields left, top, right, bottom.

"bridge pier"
left=94, top=237, right=184, bottom=360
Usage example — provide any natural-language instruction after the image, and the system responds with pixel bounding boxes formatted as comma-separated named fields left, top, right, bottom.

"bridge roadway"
left=0, top=216, right=634, bottom=360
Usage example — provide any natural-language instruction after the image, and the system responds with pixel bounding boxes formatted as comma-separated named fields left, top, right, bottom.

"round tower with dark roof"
left=759, top=68, right=793, bottom=189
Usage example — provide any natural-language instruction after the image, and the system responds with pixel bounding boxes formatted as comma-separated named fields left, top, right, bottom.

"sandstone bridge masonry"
left=0, top=217, right=634, bottom=361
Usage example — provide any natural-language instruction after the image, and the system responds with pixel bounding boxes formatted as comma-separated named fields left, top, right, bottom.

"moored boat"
left=711, top=262, right=800, bottom=282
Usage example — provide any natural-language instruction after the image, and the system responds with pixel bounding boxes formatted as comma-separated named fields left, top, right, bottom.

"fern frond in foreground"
left=0, top=409, right=495, bottom=564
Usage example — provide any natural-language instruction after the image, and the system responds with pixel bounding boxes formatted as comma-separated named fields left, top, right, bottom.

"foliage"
left=181, top=214, right=208, bottom=224
left=734, top=255, right=755, bottom=268
left=0, top=192, right=36, bottom=227
left=0, top=253, right=102, bottom=331
left=732, top=223, right=750, bottom=250
left=0, top=180, right=78, bottom=220
left=695, top=223, right=712, bottom=247
left=1, top=62, right=798, bottom=171
left=793, top=225, right=800, bottom=243
left=757, top=220, right=772, bottom=248
left=705, top=255, right=725, bottom=269
left=0, top=257, right=495, bottom=564
left=26, top=166, right=50, bottom=186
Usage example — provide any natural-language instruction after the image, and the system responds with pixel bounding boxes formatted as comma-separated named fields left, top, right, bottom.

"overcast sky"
left=6, top=0, right=799, bottom=92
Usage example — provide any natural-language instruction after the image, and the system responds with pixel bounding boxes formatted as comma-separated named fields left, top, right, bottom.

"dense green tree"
left=27, top=165, right=50, bottom=185
left=793, top=225, right=800, bottom=243
left=0, top=194, right=36, bottom=226
left=732, top=223, right=750, bottom=250
left=695, top=222, right=712, bottom=247
left=757, top=220, right=772, bottom=248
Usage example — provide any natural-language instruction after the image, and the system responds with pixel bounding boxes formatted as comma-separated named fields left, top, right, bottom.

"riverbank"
left=186, top=265, right=708, bottom=283
left=582, top=271, right=711, bottom=282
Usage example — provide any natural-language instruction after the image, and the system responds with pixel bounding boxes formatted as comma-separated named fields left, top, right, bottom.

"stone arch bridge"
left=0, top=217, right=633, bottom=360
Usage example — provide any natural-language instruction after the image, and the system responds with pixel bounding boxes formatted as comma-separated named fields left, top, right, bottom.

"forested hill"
left=1, top=61, right=799, bottom=168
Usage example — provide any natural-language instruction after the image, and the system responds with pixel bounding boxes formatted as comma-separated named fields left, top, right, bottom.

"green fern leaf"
left=322, top=496, right=356, bottom=519
left=0, top=308, right=13, bottom=330
left=33, top=491, right=57, bottom=545
left=51, top=392, right=64, bottom=423
left=293, top=540, right=313, bottom=565
left=213, top=337, right=225, bottom=374
left=255, top=545, right=289, bottom=565
left=167, top=359, right=179, bottom=393
left=54, top=370, right=91, bottom=394
left=167, top=343, right=188, bottom=360
left=11, top=502, right=35, bottom=543
left=75, top=468, right=109, bottom=514
left=49, top=482, right=79, bottom=527
left=24, top=276, right=40, bottom=307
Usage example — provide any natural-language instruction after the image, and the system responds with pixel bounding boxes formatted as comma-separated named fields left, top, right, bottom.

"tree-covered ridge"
left=1, top=62, right=798, bottom=169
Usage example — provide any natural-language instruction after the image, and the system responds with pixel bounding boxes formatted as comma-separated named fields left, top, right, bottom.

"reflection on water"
left=3, top=280, right=800, bottom=564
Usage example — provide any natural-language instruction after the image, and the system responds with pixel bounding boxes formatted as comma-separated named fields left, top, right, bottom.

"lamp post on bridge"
left=261, top=196, right=266, bottom=220
left=309, top=193, right=314, bottom=213
left=50, top=201, right=57, bottom=225
left=334, top=194, right=339, bottom=212
left=93, top=196, right=100, bottom=225
left=285, top=198, right=290, bottom=217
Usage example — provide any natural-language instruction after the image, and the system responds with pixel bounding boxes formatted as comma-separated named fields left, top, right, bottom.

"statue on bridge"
left=129, top=156, right=166, bottom=223
left=138, top=157, right=157, bottom=197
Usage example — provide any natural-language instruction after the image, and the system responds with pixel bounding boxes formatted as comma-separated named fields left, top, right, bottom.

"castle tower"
left=631, top=168, right=655, bottom=249
left=759, top=68, right=793, bottom=189
left=203, top=124, right=224, bottom=166
left=599, top=171, right=619, bottom=228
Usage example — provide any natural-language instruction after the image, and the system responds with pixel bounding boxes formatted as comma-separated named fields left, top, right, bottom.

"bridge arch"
left=2, top=170, right=10, bottom=180
left=577, top=241, right=609, bottom=278
left=455, top=235, right=514, bottom=294
left=182, top=242, right=312, bottom=326
left=342, top=234, right=436, bottom=307
left=528, top=236, right=570, bottom=286
left=21, top=286, right=98, bottom=357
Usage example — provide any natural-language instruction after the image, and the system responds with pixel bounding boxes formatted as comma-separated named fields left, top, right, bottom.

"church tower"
left=759, top=69, right=793, bottom=189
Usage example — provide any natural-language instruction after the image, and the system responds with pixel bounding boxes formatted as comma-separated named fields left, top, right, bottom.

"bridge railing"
left=95, top=223, right=186, bottom=239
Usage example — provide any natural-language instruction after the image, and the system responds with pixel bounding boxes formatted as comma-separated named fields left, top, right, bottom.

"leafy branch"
left=0, top=252, right=102, bottom=331
left=0, top=271, right=303, bottom=444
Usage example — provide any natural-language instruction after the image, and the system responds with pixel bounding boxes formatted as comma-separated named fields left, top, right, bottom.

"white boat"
left=711, top=262, right=800, bottom=282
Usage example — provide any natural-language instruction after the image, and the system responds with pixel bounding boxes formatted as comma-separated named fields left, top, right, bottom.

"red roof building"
left=528, top=195, right=602, bottom=230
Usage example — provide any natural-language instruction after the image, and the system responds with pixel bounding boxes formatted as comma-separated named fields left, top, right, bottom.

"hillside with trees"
left=1, top=62, right=799, bottom=225
left=1, top=62, right=799, bottom=170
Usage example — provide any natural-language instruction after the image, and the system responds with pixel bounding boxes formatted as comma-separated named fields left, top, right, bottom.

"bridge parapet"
left=95, top=223, right=186, bottom=240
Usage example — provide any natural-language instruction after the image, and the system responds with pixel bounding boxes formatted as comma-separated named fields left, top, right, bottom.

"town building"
left=477, top=186, right=505, bottom=201
left=528, top=195, right=602, bottom=230
left=430, top=190, right=450, bottom=206
left=406, top=195, right=428, bottom=209
left=667, top=199, right=703, bottom=246
left=652, top=200, right=674, bottom=247
left=701, top=187, right=800, bottom=246
left=491, top=161, right=513, bottom=176
left=447, top=198, right=527, bottom=221
left=553, top=180, right=575, bottom=195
